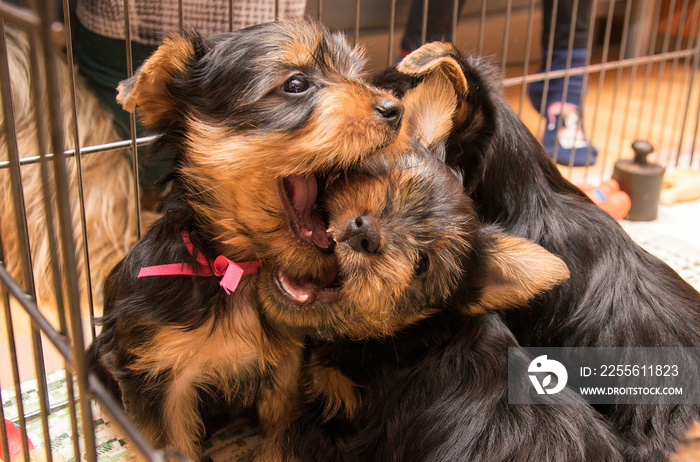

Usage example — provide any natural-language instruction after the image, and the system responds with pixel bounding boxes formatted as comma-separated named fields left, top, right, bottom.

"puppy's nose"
left=374, top=98, right=403, bottom=131
left=344, top=215, right=380, bottom=254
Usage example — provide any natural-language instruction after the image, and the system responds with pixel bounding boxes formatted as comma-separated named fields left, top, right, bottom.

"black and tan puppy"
left=380, top=42, right=700, bottom=461
left=253, top=73, right=621, bottom=461
left=86, top=20, right=405, bottom=458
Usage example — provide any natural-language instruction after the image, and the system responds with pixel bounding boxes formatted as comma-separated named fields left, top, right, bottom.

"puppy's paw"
left=306, top=365, right=359, bottom=422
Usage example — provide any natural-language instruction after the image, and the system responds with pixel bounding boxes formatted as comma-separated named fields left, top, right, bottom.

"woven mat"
left=1, top=371, right=259, bottom=461
left=620, top=201, right=700, bottom=291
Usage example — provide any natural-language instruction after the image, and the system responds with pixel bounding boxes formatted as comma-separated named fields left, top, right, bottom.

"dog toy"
left=576, top=179, right=631, bottom=221
left=661, top=168, right=700, bottom=205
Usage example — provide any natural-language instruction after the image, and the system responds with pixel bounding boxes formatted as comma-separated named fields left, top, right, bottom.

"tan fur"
left=116, top=35, right=195, bottom=126
left=159, top=365, right=204, bottom=458
left=257, top=345, right=304, bottom=435
left=121, top=281, right=303, bottom=457
left=471, top=234, right=570, bottom=314
left=396, top=42, right=468, bottom=99
left=247, top=434, right=302, bottom=462
left=129, top=317, right=262, bottom=380
left=0, top=26, right=136, bottom=312
left=279, top=34, right=322, bottom=69
left=401, top=71, right=458, bottom=148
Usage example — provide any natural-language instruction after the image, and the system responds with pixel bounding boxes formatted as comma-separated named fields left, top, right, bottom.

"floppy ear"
left=467, top=233, right=570, bottom=314
left=116, top=33, right=197, bottom=127
left=397, top=42, right=469, bottom=126
left=400, top=70, right=457, bottom=149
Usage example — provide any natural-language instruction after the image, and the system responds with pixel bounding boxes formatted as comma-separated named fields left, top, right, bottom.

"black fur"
left=375, top=48, right=700, bottom=461
left=283, top=311, right=622, bottom=462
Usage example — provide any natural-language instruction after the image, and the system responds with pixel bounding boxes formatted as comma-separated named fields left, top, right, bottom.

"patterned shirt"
left=76, top=0, right=307, bottom=45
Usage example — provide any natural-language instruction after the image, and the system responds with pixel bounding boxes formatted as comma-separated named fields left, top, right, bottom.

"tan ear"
left=397, top=42, right=468, bottom=100
left=116, top=34, right=196, bottom=126
left=397, top=42, right=469, bottom=126
left=400, top=70, right=457, bottom=148
left=469, top=234, right=570, bottom=314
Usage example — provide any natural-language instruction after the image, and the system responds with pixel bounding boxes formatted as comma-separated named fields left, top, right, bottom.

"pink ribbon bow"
left=137, top=232, right=260, bottom=294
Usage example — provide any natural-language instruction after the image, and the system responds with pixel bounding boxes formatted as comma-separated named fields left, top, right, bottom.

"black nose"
left=344, top=215, right=380, bottom=254
left=374, top=98, right=403, bottom=131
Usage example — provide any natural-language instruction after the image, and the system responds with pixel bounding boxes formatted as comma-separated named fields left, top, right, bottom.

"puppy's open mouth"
left=281, top=175, right=333, bottom=250
left=273, top=269, right=341, bottom=305
left=275, top=174, right=341, bottom=305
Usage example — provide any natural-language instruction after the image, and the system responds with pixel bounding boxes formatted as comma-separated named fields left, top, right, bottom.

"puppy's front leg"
left=122, top=367, right=204, bottom=460
left=256, top=345, right=303, bottom=435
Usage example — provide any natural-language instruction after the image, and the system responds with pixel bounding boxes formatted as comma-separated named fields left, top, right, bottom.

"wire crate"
left=1, top=0, right=698, bottom=460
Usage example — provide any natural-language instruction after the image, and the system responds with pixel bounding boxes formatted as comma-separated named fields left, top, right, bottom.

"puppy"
left=254, top=73, right=621, bottom=461
left=86, top=20, right=404, bottom=458
left=0, top=25, right=136, bottom=309
left=381, top=42, right=700, bottom=461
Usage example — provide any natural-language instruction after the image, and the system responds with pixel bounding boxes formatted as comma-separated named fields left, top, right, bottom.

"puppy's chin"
left=256, top=261, right=436, bottom=340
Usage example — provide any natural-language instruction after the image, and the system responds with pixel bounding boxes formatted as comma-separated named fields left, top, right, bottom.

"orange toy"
left=577, top=179, right=632, bottom=221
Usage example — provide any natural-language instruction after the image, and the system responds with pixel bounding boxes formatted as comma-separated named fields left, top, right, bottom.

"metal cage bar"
left=123, top=0, right=143, bottom=238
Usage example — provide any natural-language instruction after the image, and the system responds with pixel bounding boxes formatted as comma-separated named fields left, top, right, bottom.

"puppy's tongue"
left=284, top=175, right=331, bottom=248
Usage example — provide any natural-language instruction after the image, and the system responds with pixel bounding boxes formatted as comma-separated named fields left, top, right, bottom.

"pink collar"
left=137, top=232, right=260, bottom=294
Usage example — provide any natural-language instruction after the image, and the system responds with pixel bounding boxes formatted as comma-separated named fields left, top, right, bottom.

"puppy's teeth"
left=278, top=273, right=312, bottom=303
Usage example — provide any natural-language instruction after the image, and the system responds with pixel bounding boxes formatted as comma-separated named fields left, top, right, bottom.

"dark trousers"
left=401, top=0, right=594, bottom=53
left=541, top=0, right=594, bottom=50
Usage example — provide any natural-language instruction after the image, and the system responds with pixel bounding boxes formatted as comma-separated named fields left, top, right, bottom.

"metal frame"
left=0, top=1, right=698, bottom=461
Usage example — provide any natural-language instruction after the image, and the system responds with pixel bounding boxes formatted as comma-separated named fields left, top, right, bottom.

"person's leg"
left=529, top=0, right=596, bottom=166
left=400, top=0, right=466, bottom=57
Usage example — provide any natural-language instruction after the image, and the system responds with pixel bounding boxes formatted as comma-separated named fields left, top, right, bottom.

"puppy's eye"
left=414, top=251, right=429, bottom=277
left=282, top=75, right=310, bottom=94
